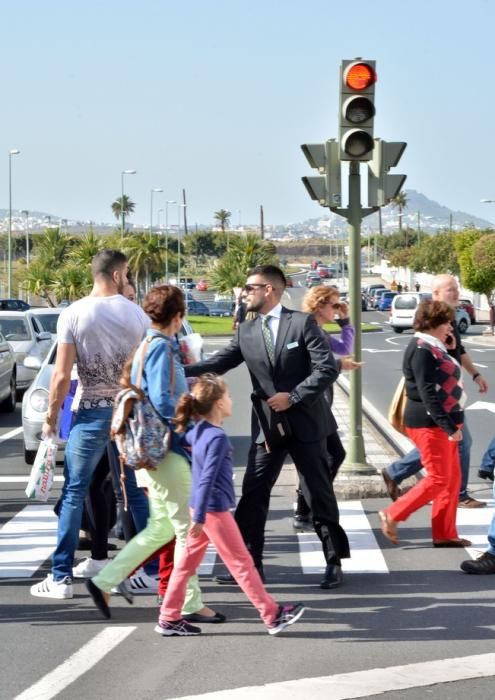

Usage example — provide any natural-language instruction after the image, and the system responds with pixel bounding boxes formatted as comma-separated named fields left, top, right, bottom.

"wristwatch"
left=288, top=391, right=300, bottom=407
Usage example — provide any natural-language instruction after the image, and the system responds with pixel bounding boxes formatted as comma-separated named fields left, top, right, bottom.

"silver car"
left=0, top=311, right=52, bottom=390
left=0, top=331, right=17, bottom=412
left=30, top=307, right=63, bottom=340
left=22, top=319, right=203, bottom=464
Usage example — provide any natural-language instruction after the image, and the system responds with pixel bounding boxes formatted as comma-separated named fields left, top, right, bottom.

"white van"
left=390, top=293, right=470, bottom=334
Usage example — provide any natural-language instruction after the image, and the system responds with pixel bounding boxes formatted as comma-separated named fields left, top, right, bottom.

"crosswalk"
left=1, top=500, right=493, bottom=580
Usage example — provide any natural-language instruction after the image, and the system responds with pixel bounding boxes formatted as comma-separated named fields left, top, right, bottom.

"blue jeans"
left=387, top=418, right=472, bottom=501
left=52, top=407, right=113, bottom=581
left=487, top=481, right=495, bottom=555
left=480, top=437, right=495, bottom=477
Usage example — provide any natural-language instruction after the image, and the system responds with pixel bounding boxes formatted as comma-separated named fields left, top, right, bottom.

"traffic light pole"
left=340, top=162, right=375, bottom=475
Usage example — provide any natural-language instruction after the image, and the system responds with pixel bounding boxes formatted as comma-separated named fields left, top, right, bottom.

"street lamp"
left=165, top=200, right=176, bottom=281
left=21, top=210, right=30, bottom=267
left=177, top=203, right=187, bottom=285
left=120, top=169, right=136, bottom=240
left=149, top=188, right=163, bottom=236
left=157, top=208, right=164, bottom=229
left=8, top=149, right=20, bottom=298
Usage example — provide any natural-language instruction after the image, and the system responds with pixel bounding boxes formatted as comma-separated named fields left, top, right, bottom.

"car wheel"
left=0, top=370, right=16, bottom=412
left=458, top=319, right=468, bottom=334
left=24, top=447, right=37, bottom=465
left=392, top=327, right=404, bottom=333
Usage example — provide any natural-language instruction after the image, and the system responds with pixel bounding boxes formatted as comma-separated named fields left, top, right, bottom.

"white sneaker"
left=125, top=568, right=159, bottom=595
left=72, top=557, right=109, bottom=579
left=30, top=574, right=73, bottom=599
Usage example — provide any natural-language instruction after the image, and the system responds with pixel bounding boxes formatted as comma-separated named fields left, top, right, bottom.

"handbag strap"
left=134, top=335, right=176, bottom=396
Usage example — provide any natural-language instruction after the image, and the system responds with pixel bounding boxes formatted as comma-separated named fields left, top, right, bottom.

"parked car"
left=459, top=298, right=476, bottom=324
left=196, top=279, right=209, bottom=292
left=390, top=293, right=470, bottom=334
left=0, top=311, right=53, bottom=391
left=0, top=331, right=16, bottom=412
left=363, top=283, right=386, bottom=303
left=370, top=288, right=388, bottom=308
left=378, top=291, right=398, bottom=312
left=317, top=265, right=332, bottom=279
left=186, top=300, right=210, bottom=316
left=30, top=307, right=63, bottom=340
left=305, top=271, right=322, bottom=288
left=361, top=294, right=368, bottom=312
left=0, top=298, right=30, bottom=311
left=21, top=319, right=201, bottom=465
left=208, top=305, right=232, bottom=317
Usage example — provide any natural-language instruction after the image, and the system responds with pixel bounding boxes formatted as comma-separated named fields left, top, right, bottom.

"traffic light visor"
left=345, top=63, right=376, bottom=91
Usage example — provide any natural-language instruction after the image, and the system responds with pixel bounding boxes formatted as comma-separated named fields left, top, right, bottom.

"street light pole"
left=149, top=188, right=163, bottom=236
left=8, top=149, right=20, bottom=298
left=165, top=200, right=175, bottom=282
left=120, top=169, right=136, bottom=241
left=22, top=210, right=30, bottom=266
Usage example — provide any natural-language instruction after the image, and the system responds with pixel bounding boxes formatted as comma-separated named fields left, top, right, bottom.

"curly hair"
left=174, top=374, right=227, bottom=433
left=413, top=299, right=455, bottom=331
left=143, top=285, right=185, bottom=326
left=302, top=285, right=340, bottom=314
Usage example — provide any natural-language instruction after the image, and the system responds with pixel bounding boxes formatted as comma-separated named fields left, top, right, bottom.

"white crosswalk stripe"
left=0, top=504, right=58, bottom=578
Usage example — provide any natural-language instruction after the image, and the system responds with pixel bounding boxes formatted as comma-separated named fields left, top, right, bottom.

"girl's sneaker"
left=154, top=619, right=202, bottom=636
left=267, top=604, right=305, bottom=636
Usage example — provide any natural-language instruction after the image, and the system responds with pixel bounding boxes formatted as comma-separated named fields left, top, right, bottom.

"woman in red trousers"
left=379, top=299, right=471, bottom=548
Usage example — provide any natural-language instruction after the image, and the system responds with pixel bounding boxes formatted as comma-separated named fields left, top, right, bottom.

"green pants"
left=93, top=451, right=204, bottom=615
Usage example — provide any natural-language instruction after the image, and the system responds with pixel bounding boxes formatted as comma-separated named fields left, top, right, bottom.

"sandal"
left=378, top=511, right=399, bottom=544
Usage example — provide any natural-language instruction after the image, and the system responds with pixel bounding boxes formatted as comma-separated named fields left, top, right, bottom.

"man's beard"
left=246, top=298, right=264, bottom=313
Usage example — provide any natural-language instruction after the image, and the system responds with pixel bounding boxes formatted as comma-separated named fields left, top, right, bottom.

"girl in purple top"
left=155, top=374, right=305, bottom=637
left=293, top=286, right=361, bottom=528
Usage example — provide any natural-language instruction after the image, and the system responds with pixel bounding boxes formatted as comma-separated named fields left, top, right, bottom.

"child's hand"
left=190, top=522, right=204, bottom=537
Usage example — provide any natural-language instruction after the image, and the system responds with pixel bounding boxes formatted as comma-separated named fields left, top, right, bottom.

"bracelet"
left=472, top=373, right=480, bottom=381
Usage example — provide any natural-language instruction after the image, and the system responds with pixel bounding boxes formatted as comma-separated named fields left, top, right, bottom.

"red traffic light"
left=345, top=62, right=376, bottom=91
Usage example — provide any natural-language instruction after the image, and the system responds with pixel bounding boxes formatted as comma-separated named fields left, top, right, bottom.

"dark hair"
left=247, top=265, right=286, bottom=289
left=91, top=249, right=127, bottom=279
left=143, top=285, right=185, bottom=325
left=125, top=278, right=136, bottom=292
left=174, top=374, right=227, bottom=432
left=413, top=299, right=455, bottom=331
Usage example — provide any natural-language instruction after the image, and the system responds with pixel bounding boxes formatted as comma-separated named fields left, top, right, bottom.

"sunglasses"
left=244, top=283, right=269, bottom=293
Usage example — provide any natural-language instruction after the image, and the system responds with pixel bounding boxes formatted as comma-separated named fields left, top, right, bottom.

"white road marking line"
left=170, top=653, right=495, bottom=700
left=456, top=500, right=494, bottom=560
left=14, top=626, right=135, bottom=700
left=0, top=476, right=64, bottom=483
left=0, top=426, right=23, bottom=443
left=0, top=504, right=58, bottom=578
left=198, top=543, right=217, bottom=575
left=298, top=500, right=388, bottom=574
left=472, top=362, right=488, bottom=367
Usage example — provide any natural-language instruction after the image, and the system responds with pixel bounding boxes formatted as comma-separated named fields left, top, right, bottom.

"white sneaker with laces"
left=30, top=574, right=73, bottom=599
left=125, top=568, right=159, bottom=595
left=72, top=557, right=110, bottom=579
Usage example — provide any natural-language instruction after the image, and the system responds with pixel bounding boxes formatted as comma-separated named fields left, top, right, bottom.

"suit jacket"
left=185, top=306, right=339, bottom=443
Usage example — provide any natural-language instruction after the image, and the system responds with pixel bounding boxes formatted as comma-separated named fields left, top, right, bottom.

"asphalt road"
left=0, top=327, right=494, bottom=699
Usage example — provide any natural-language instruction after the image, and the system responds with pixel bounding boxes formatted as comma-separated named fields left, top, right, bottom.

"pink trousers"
left=159, top=510, right=278, bottom=626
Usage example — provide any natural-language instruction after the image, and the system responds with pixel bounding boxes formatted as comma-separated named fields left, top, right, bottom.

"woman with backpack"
left=86, top=285, right=223, bottom=623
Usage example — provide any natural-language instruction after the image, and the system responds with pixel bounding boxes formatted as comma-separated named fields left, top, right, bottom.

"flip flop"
left=378, top=511, right=399, bottom=544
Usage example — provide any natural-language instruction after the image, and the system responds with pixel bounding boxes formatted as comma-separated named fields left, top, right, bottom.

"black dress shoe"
left=320, top=563, right=343, bottom=590
left=292, top=514, right=311, bottom=530
left=214, top=567, right=266, bottom=585
left=183, top=611, right=226, bottom=623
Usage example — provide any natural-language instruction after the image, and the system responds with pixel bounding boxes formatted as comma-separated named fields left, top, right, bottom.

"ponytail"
left=175, top=393, right=198, bottom=433
left=174, top=373, right=226, bottom=431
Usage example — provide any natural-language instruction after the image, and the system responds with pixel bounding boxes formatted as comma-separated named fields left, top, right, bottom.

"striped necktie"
left=262, top=315, right=275, bottom=364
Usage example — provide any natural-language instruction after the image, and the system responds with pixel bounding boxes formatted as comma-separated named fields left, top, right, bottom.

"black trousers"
left=296, top=431, right=346, bottom=516
left=235, top=436, right=350, bottom=569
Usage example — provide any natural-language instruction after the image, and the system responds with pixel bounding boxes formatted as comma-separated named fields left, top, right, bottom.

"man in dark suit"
left=186, top=265, right=350, bottom=588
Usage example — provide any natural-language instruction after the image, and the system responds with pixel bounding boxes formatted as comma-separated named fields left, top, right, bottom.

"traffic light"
left=339, top=59, right=377, bottom=161
left=301, top=139, right=341, bottom=208
left=368, top=138, right=407, bottom=207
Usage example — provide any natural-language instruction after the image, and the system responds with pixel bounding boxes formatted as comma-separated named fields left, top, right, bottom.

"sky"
left=1, top=0, right=495, bottom=229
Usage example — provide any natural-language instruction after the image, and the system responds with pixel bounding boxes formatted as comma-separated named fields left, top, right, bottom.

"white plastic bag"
left=25, top=438, right=58, bottom=501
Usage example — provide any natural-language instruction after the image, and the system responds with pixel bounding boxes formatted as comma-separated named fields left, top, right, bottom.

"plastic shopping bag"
left=178, top=332, right=203, bottom=365
left=25, top=438, right=58, bottom=501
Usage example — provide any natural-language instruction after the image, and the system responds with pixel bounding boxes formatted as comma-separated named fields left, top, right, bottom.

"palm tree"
left=112, top=195, right=136, bottom=234
left=49, top=263, right=93, bottom=303
left=69, top=230, right=104, bottom=266
left=123, top=232, right=167, bottom=297
left=33, top=227, right=75, bottom=265
left=213, top=209, right=231, bottom=233
left=21, top=260, right=56, bottom=306
left=210, top=233, right=277, bottom=293
left=391, top=191, right=408, bottom=233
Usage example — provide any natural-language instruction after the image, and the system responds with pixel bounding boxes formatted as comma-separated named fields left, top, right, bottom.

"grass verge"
left=187, top=316, right=378, bottom=337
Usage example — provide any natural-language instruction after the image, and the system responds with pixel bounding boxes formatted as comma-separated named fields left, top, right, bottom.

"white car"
left=22, top=318, right=203, bottom=464
left=0, top=311, right=53, bottom=390
left=390, top=293, right=471, bottom=334
left=0, top=331, right=16, bottom=411
left=30, top=307, right=63, bottom=340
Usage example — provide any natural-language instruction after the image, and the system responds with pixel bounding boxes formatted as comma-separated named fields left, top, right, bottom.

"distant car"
left=0, top=311, right=53, bottom=391
left=459, top=298, right=476, bottom=324
left=361, top=294, right=367, bottom=312
left=21, top=319, right=201, bottom=465
left=455, top=306, right=471, bottom=334
left=363, top=283, right=386, bottom=303
left=208, top=304, right=232, bottom=317
left=186, top=300, right=210, bottom=316
left=311, top=259, right=323, bottom=270
left=0, top=298, right=30, bottom=311
left=285, top=277, right=294, bottom=288
left=305, top=271, right=322, bottom=288
left=370, top=288, right=388, bottom=308
left=30, top=307, right=63, bottom=340
left=390, top=293, right=471, bottom=334
left=317, top=266, right=332, bottom=279
left=0, top=331, right=16, bottom=412
left=196, top=279, right=209, bottom=292
left=378, top=291, right=398, bottom=311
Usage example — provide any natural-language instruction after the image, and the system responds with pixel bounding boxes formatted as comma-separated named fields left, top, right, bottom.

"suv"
left=0, top=299, right=30, bottom=311
left=186, top=300, right=210, bottom=316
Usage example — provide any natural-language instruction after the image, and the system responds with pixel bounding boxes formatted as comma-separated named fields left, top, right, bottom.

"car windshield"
left=33, top=313, right=59, bottom=334
left=0, top=317, right=31, bottom=340
left=395, top=296, right=418, bottom=310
